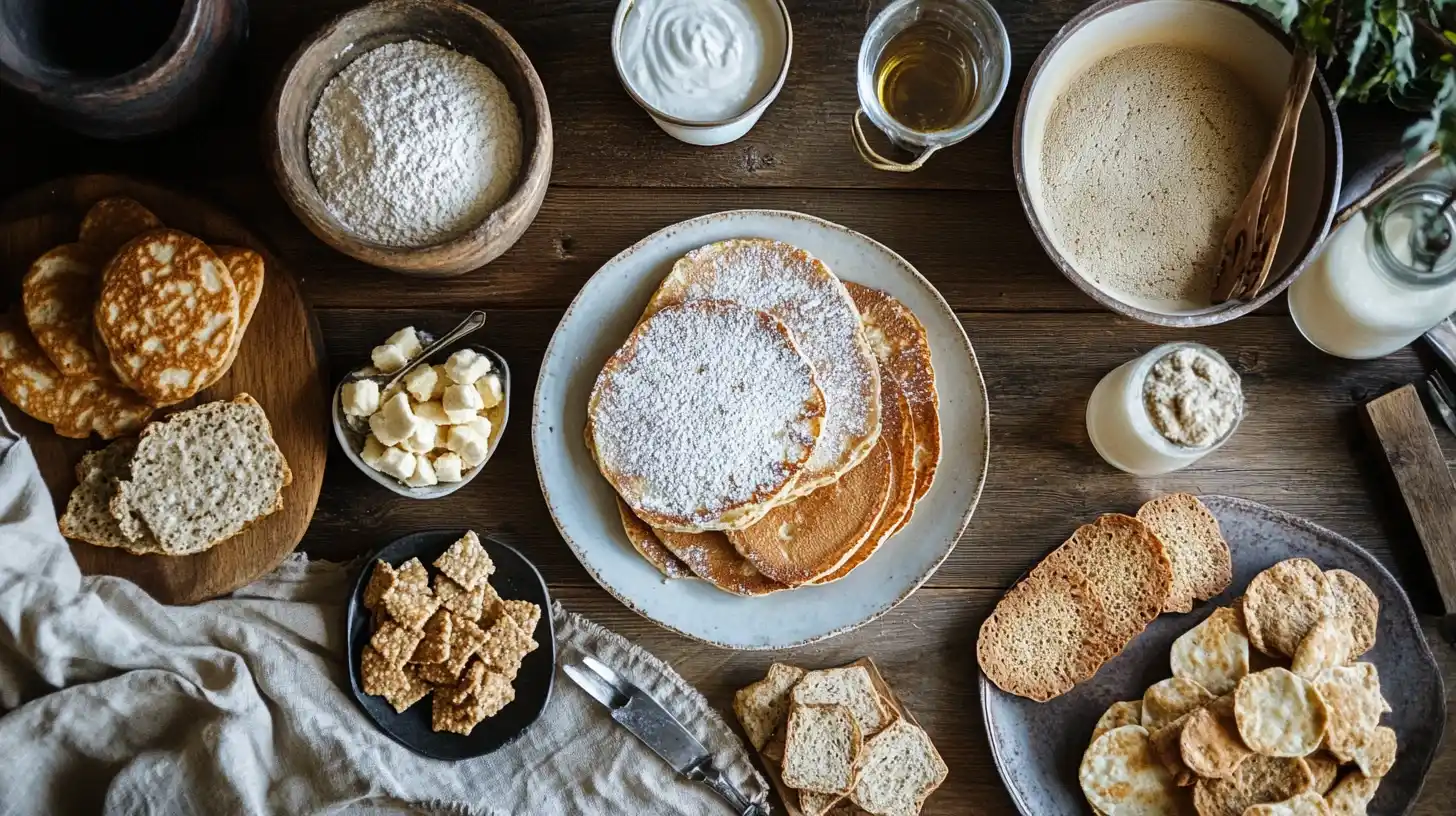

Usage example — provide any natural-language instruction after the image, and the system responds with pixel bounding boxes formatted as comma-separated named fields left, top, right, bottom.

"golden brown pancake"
left=615, top=498, right=695, bottom=580
left=811, top=375, right=916, bottom=584
left=844, top=282, right=940, bottom=523
left=727, top=436, right=895, bottom=587
left=652, top=527, right=787, bottom=597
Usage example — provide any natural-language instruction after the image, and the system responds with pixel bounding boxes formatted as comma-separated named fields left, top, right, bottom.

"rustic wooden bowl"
left=1013, top=0, right=1342, bottom=327
left=0, top=0, right=247, bottom=139
left=266, top=0, right=552, bottom=277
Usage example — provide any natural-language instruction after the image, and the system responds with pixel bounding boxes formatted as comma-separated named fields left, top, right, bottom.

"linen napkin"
left=0, top=413, right=768, bottom=815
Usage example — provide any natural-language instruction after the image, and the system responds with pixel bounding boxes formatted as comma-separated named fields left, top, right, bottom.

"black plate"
left=345, top=530, right=557, bottom=761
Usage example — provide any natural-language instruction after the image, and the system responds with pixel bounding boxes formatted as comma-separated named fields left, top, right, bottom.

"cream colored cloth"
left=0, top=420, right=768, bottom=815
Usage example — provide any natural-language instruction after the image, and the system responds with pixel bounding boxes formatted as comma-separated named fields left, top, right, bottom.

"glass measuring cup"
left=854, top=0, right=1011, bottom=172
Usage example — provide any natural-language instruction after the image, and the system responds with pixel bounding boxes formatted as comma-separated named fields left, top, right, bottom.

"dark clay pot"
left=0, top=0, right=248, bottom=139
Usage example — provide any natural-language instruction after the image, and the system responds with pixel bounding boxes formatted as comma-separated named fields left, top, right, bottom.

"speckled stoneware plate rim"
left=1011, top=0, right=1343, bottom=327
left=980, top=495, right=1446, bottom=815
left=344, top=529, right=556, bottom=761
left=532, top=209, right=990, bottom=650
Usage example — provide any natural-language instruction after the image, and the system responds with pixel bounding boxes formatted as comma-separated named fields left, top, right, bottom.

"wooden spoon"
left=1211, top=50, right=1318, bottom=303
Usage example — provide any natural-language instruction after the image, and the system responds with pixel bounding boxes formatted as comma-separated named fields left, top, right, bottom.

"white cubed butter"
left=414, top=400, right=449, bottom=425
left=446, top=425, right=490, bottom=468
left=466, top=415, right=493, bottom=442
left=369, top=392, right=418, bottom=446
left=433, top=452, right=464, bottom=483
left=341, top=379, right=380, bottom=417
left=370, top=343, right=409, bottom=374
left=435, top=425, right=452, bottom=449
left=360, top=434, right=386, bottom=469
left=475, top=373, right=503, bottom=409
left=377, top=446, right=416, bottom=481
left=442, top=383, right=484, bottom=423
left=431, top=365, right=451, bottom=399
left=404, top=454, right=438, bottom=488
left=443, top=348, right=492, bottom=385
left=403, top=365, right=438, bottom=403
left=385, top=327, right=422, bottom=359
left=400, top=420, right=437, bottom=454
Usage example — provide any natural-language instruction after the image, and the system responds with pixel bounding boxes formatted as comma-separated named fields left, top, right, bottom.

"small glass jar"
left=1289, top=182, right=1456, bottom=359
left=1085, top=342, right=1244, bottom=476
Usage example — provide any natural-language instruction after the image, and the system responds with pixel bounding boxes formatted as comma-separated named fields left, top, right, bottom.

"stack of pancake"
left=587, top=238, right=941, bottom=596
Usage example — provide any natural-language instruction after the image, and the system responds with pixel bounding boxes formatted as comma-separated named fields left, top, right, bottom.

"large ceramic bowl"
left=1014, top=0, right=1342, bottom=327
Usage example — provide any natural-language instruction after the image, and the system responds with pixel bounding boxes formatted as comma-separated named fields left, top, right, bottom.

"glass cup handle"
left=852, top=107, right=941, bottom=172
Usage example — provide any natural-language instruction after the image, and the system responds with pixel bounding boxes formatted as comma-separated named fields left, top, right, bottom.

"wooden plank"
left=547, top=584, right=1456, bottom=815
left=303, top=309, right=1456, bottom=596
left=0, top=1, right=1412, bottom=195
left=1362, top=385, right=1456, bottom=612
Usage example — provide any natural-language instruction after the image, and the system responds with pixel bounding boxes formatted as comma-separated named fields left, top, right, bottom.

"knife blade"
left=1425, top=317, right=1456, bottom=379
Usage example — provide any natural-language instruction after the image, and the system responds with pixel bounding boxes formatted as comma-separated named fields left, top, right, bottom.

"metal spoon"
left=346, top=310, right=488, bottom=393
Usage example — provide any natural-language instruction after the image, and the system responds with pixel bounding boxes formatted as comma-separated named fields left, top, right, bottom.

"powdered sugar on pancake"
left=589, top=300, right=825, bottom=531
left=648, top=239, right=882, bottom=493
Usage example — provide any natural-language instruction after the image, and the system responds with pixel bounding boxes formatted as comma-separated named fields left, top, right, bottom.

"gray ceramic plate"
left=981, top=495, right=1446, bottom=815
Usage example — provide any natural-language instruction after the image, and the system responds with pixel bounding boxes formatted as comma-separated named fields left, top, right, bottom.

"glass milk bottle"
left=1289, top=183, right=1456, bottom=359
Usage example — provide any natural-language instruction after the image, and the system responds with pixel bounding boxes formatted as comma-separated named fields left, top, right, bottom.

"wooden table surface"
left=3, top=1, right=1454, bottom=812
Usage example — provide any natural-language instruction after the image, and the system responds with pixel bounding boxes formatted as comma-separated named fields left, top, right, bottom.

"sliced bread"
left=798, top=789, right=844, bottom=816
left=977, top=561, right=1112, bottom=702
left=58, top=439, right=159, bottom=553
left=1043, top=514, right=1173, bottom=651
left=791, top=666, right=892, bottom=738
left=782, top=703, right=863, bottom=796
left=1136, top=493, right=1232, bottom=612
left=850, top=719, right=948, bottom=816
left=733, top=662, right=807, bottom=750
left=109, top=394, right=290, bottom=555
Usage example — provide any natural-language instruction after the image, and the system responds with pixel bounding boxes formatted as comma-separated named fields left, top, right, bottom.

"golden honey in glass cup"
left=854, top=0, right=1011, bottom=171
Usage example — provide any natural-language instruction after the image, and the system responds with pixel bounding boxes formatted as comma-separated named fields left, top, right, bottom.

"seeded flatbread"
left=1349, top=726, right=1396, bottom=779
left=733, top=662, right=806, bottom=751
left=58, top=439, right=161, bottom=553
left=791, top=666, right=891, bottom=738
left=1313, top=663, right=1389, bottom=764
left=1091, top=700, right=1143, bottom=743
left=1234, top=668, right=1328, bottom=758
left=22, top=243, right=108, bottom=377
left=1079, top=725, right=1183, bottom=815
left=96, top=228, right=239, bottom=405
left=79, top=197, right=163, bottom=257
left=1180, top=698, right=1252, bottom=780
left=1324, top=771, right=1379, bottom=815
left=1171, top=606, right=1249, bottom=696
left=1043, top=513, right=1173, bottom=652
left=1291, top=616, right=1354, bottom=679
left=1191, top=755, right=1313, bottom=816
left=1242, top=791, right=1332, bottom=815
left=1150, top=712, right=1198, bottom=786
left=1244, top=559, right=1332, bottom=658
left=1322, top=570, right=1378, bottom=659
left=977, top=561, right=1112, bottom=702
left=1136, top=493, right=1232, bottom=612
left=1143, top=676, right=1215, bottom=732
left=1305, top=753, right=1340, bottom=795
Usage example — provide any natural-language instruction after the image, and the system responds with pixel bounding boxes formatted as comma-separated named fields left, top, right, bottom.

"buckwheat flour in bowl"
left=1037, top=43, right=1270, bottom=309
left=307, top=40, right=524, bottom=249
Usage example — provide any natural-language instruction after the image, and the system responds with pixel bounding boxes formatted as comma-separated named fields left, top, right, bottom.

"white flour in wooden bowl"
left=1039, top=44, right=1270, bottom=307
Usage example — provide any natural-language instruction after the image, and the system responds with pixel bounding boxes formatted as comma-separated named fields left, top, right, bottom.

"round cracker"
left=1349, top=726, right=1396, bottom=779
left=1324, top=771, right=1379, bottom=814
left=1313, top=663, right=1388, bottom=764
left=1180, top=703, right=1252, bottom=780
left=1323, top=569, right=1378, bottom=658
left=1304, top=753, right=1340, bottom=795
left=1079, top=725, right=1184, bottom=815
left=1242, top=791, right=1330, bottom=815
left=1149, top=712, right=1198, bottom=786
left=1192, top=755, right=1313, bottom=816
left=1142, top=676, right=1215, bottom=732
left=1234, top=668, right=1328, bottom=758
left=1092, top=700, right=1144, bottom=744
left=1244, top=559, right=1331, bottom=657
left=1291, top=616, right=1354, bottom=679
left=1171, top=606, right=1249, bottom=696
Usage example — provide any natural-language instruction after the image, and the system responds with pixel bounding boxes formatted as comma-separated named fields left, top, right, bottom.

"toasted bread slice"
left=733, top=662, right=806, bottom=750
left=978, top=561, right=1113, bottom=701
left=1136, top=493, right=1232, bottom=612
left=96, top=229, right=239, bottom=406
left=811, top=374, right=916, bottom=584
left=783, top=703, right=863, bottom=796
left=1043, top=514, right=1173, bottom=652
left=109, top=394, right=289, bottom=555
left=843, top=282, right=939, bottom=521
left=0, top=312, right=152, bottom=439
left=728, top=437, right=894, bottom=587
left=791, top=666, right=893, bottom=738
left=615, top=497, right=694, bottom=580
left=205, top=246, right=265, bottom=387
left=79, top=197, right=163, bottom=257
left=851, top=719, right=948, bottom=816
left=588, top=300, right=825, bottom=533
left=22, top=243, right=109, bottom=377
left=646, top=239, right=882, bottom=495
left=652, top=526, right=788, bottom=596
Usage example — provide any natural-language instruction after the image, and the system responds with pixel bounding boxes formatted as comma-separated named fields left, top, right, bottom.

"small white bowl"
left=610, top=0, right=792, bottom=146
left=332, top=344, right=510, bottom=499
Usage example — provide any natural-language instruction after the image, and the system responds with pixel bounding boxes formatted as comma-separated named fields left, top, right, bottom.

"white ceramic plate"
left=532, top=210, right=990, bottom=649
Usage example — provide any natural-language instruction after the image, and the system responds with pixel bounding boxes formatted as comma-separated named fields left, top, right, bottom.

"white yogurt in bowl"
left=612, top=0, right=791, bottom=145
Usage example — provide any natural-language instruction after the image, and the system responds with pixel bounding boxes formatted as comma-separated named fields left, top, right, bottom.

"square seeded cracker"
left=435, top=575, right=489, bottom=620
left=432, top=691, right=485, bottom=736
left=411, top=609, right=453, bottom=665
left=433, top=531, right=494, bottom=591
left=416, top=615, right=488, bottom=686
left=362, top=646, right=411, bottom=697
left=363, top=560, right=397, bottom=610
left=383, top=666, right=434, bottom=713
left=450, top=658, right=488, bottom=705
left=397, top=558, right=430, bottom=591
left=499, top=599, right=542, bottom=638
left=383, top=583, right=441, bottom=631
left=370, top=621, right=425, bottom=669
left=480, top=610, right=537, bottom=674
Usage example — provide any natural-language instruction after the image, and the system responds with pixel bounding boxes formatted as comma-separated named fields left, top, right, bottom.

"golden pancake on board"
left=843, top=282, right=939, bottom=528
left=21, top=243, right=108, bottom=377
left=79, top=197, right=163, bottom=257
left=615, top=497, right=695, bottom=580
left=811, top=374, right=916, bottom=585
left=728, top=434, right=895, bottom=587
left=653, top=526, right=788, bottom=597
left=0, top=312, right=152, bottom=439
left=205, top=246, right=267, bottom=387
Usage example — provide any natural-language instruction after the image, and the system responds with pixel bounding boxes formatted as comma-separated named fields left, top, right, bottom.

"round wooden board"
left=0, top=175, right=328, bottom=604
